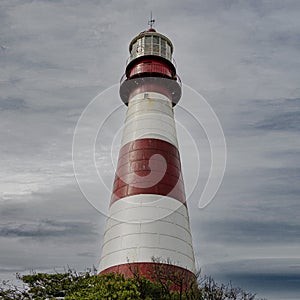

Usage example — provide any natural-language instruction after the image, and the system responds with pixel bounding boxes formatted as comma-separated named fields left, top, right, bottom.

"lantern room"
left=129, top=29, right=173, bottom=63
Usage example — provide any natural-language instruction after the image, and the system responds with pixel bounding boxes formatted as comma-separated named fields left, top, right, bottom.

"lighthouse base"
left=99, top=262, right=196, bottom=290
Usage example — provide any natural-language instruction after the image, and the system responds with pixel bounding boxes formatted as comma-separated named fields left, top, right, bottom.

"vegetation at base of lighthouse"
left=1, top=266, right=267, bottom=300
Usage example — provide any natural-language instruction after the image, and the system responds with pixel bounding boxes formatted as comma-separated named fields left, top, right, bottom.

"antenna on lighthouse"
left=148, top=11, right=155, bottom=29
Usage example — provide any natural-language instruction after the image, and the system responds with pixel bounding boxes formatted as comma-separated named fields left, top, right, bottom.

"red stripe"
left=111, top=138, right=186, bottom=205
left=129, top=60, right=173, bottom=78
left=99, top=262, right=196, bottom=290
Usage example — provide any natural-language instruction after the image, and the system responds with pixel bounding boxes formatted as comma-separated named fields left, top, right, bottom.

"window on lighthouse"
left=161, top=39, right=166, bottom=57
left=166, top=44, right=171, bottom=60
left=153, top=35, right=159, bottom=55
left=144, top=36, right=151, bottom=54
left=137, top=38, right=143, bottom=56
left=153, top=35, right=159, bottom=44
left=130, top=38, right=144, bottom=60
left=131, top=41, right=138, bottom=55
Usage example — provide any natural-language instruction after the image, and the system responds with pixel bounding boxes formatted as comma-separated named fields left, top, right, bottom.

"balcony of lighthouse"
left=119, top=72, right=182, bottom=106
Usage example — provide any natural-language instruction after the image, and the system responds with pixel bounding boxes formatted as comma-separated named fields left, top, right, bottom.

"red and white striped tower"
left=99, top=26, right=196, bottom=281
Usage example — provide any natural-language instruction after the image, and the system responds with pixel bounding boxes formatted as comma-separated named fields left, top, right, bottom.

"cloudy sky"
left=1, top=0, right=300, bottom=299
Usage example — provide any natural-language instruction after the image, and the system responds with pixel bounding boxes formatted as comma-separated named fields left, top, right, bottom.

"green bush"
left=0, top=268, right=266, bottom=300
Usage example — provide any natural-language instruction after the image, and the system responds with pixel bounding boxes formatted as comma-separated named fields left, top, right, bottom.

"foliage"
left=0, top=267, right=267, bottom=300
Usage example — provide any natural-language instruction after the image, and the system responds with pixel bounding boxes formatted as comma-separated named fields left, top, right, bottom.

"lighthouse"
left=98, top=22, right=196, bottom=282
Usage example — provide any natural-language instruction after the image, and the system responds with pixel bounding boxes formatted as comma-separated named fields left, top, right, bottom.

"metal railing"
left=120, top=71, right=182, bottom=90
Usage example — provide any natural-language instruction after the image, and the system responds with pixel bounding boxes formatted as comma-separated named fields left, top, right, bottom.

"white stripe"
left=109, top=194, right=187, bottom=223
left=98, top=195, right=196, bottom=273
left=121, top=92, right=179, bottom=147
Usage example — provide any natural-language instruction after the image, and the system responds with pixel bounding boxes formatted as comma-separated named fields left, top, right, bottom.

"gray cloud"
left=255, top=111, right=300, bottom=131
left=0, top=219, right=97, bottom=240
left=199, top=220, right=300, bottom=244
left=246, top=98, right=300, bottom=132
left=204, top=258, right=300, bottom=300
left=0, top=184, right=105, bottom=278
left=0, top=97, right=27, bottom=111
